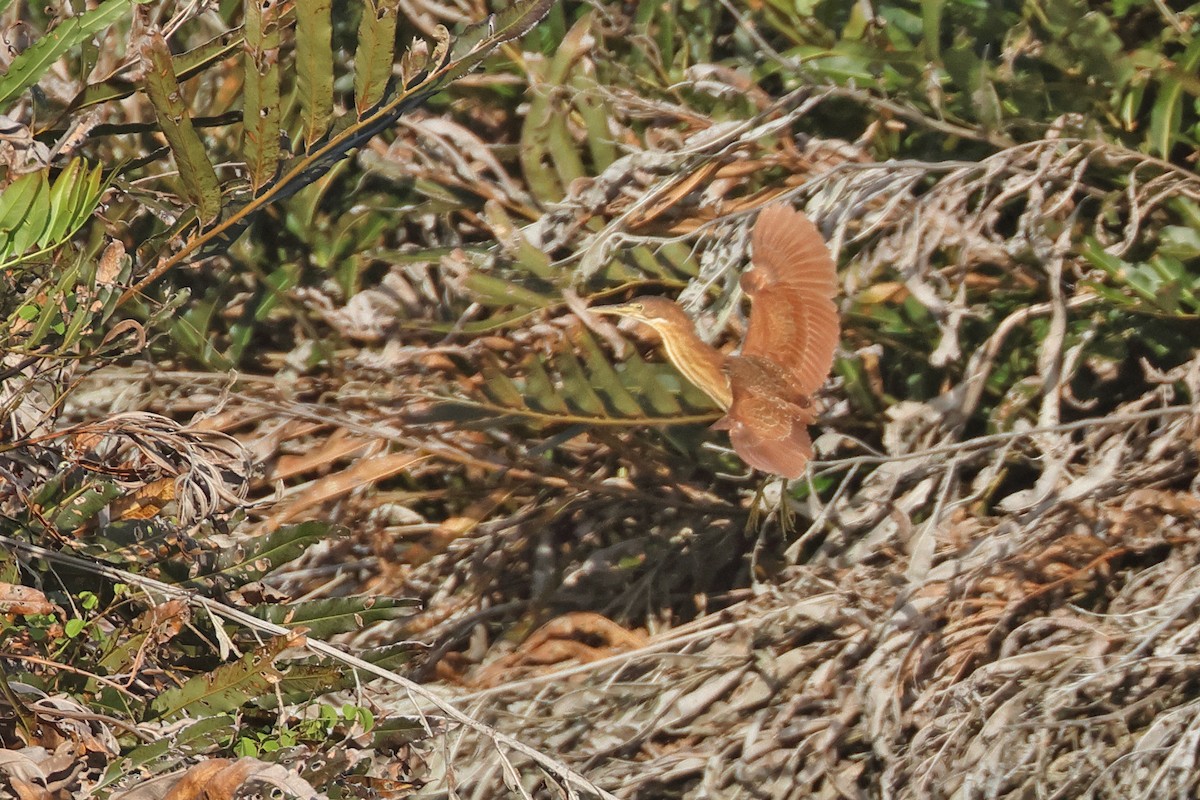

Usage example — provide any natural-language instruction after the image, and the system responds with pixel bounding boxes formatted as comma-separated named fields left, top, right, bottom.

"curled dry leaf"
left=111, top=757, right=318, bottom=800
left=0, top=584, right=55, bottom=616
left=0, top=745, right=84, bottom=800
left=96, top=240, right=125, bottom=285
left=134, top=599, right=191, bottom=645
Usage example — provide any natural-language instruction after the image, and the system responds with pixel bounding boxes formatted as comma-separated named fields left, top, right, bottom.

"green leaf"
left=24, top=288, right=66, bottom=349
left=1159, top=224, right=1200, bottom=259
left=0, top=0, right=139, bottom=111
left=261, top=663, right=347, bottom=706
left=354, top=0, right=401, bottom=114
left=5, top=174, right=50, bottom=257
left=243, top=0, right=283, bottom=194
left=253, top=263, right=300, bottom=322
left=0, top=171, right=49, bottom=259
left=149, top=637, right=290, bottom=720
left=451, top=0, right=554, bottom=61
left=519, top=15, right=594, bottom=202
left=296, top=0, right=334, bottom=148
left=1149, top=37, right=1200, bottom=158
left=570, top=61, right=616, bottom=173
left=479, top=352, right=529, bottom=409
left=97, top=631, right=149, bottom=674
left=554, top=347, right=607, bottom=417
left=465, top=272, right=552, bottom=308
left=75, top=29, right=241, bottom=111
left=368, top=715, right=427, bottom=748
left=38, top=159, right=102, bottom=250
left=360, top=642, right=416, bottom=672
left=483, top=200, right=554, bottom=279
left=523, top=353, right=570, bottom=415
left=53, top=481, right=122, bottom=532
left=39, top=159, right=85, bottom=248
left=140, top=32, right=223, bottom=224
left=98, top=738, right=169, bottom=789
left=921, top=0, right=944, bottom=62
left=1150, top=255, right=1200, bottom=312
left=195, top=521, right=335, bottom=588
left=576, top=329, right=644, bottom=418
left=247, top=596, right=419, bottom=639
left=261, top=645, right=416, bottom=707
left=422, top=0, right=554, bottom=94
left=622, top=351, right=684, bottom=416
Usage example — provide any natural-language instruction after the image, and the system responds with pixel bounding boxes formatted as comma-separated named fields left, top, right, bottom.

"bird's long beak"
left=588, top=303, right=643, bottom=322
left=588, top=303, right=631, bottom=316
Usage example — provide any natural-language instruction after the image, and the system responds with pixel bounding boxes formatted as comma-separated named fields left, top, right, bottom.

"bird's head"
left=589, top=295, right=732, bottom=409
left=589, top=296, right=693, bottom=335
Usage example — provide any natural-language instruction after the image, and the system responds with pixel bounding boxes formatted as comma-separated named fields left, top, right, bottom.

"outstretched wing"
left=740, top=205, right=840, bottom=397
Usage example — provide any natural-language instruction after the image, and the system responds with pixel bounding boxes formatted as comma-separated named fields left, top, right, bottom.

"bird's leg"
left=742, top=476, right=793, bottom=536
left=776, top=477, right=795, bottom=537
left=744, top=478, right=767, bottom=533
left=746, top=476, right=797, bottom=584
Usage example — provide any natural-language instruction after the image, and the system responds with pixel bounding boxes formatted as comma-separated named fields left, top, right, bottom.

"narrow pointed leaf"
left=554, top=347, right=607, bottom=417
left=263, top=663, right=348, bottom=706
left=575, top=329, right=644, bottom=417
left=248, top=596, right=418, bottom=639
left=622, top=350, right=683, bottom=416
left=141, top=32, right=223, bottom=224
left=0, top=0, right=137, bottom=111
left=571, top=63, right=616, bottom=172
left=296, top=0, right=334, bottom=148
left=39, top=159, right=85, bottom=247
left=195, top=521, right=333, bottom=588
left=480, top=352, right=529, bottom=409
left=6, top=172, right=50, bottom=256
left=361, top=643, right=416, bottom=672
left=1149, top=37, right=1200, bottom=158
left=625, top=246, right=673, bottom=280
left=53, top=479, right=121, bottom=531
left=354, top=0, right=401, bottom=114
left=149, top=637, right=291, bottom=720
left=448, top=0, right=555, bottom=64
left=520, top=10, right=589, bottom=202
left=75, top=30, right=241, bottom=110
left=21, top=296, right=61, bottom=349
left=483, top=200, right=554, bottom=279
left=392, top=0, right=552, bottom=104
left=520, top=84, right=563, bottom=203
left=0, top=171, right=47, bottom=258
left=243, top=0, right=283, bottom=193
left=523, top=353, right=570, bottom=415
left=465, top=272, right=552, bottom=307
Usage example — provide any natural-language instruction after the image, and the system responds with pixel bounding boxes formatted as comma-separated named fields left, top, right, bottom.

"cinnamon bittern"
left=591, top=205, right=839, bottom=479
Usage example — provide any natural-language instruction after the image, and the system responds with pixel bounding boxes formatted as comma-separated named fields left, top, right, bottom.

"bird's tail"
left=712, top=415, right=813, bottom=479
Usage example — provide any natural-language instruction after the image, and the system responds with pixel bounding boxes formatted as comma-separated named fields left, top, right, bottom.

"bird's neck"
left=657, top=326, right=732, bottom=410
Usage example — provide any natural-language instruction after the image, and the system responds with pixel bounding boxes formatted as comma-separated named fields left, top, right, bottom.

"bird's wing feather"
left=719, top=417, right=813, bottom=480
left=740, top=205, right=839, bottom=396
left=713, top=356, right=816, bottom=478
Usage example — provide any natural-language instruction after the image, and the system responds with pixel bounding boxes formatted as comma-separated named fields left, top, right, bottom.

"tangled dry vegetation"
left=3, top=0, right=1200, bottom=798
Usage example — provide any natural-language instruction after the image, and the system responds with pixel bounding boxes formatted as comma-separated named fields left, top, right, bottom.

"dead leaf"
left=0, top=584, right=55, bottom=616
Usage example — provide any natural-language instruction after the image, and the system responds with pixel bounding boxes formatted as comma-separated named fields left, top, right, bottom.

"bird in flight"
left=591, top=205, right=840, bottom=479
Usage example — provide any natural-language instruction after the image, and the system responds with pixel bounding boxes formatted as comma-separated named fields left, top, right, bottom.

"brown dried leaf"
left=0, top=584, right=55, bottom=615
